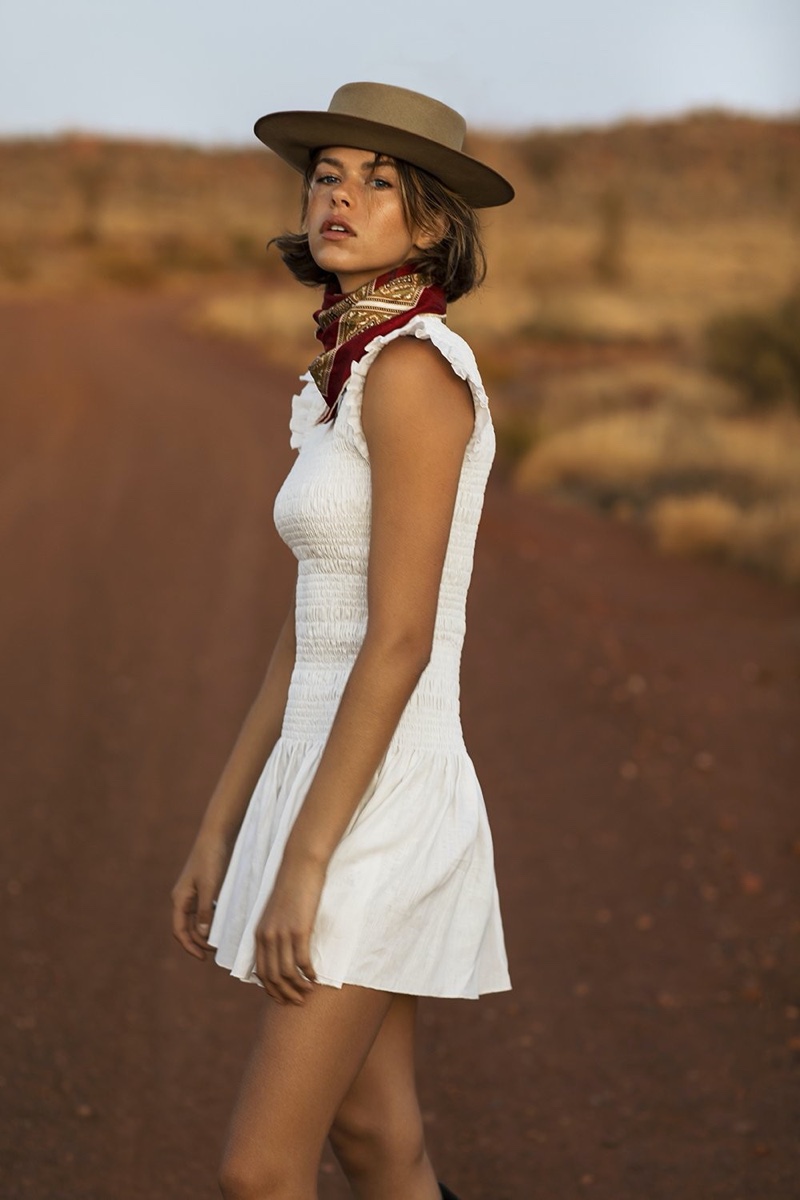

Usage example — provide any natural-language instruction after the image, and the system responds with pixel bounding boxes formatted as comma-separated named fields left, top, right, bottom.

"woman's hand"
left=171, top=835, right=231, bottom=961
left=255, top=855, right=324, bottom=1005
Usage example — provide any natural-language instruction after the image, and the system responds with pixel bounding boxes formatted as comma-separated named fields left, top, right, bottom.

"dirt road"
left=1, top=293, right=798, bottom=1200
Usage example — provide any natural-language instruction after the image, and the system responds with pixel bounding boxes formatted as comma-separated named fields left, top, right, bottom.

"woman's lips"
left=320, top=219, right=355, bottom=239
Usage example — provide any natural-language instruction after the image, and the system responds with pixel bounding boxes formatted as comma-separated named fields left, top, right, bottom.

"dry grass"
left=449, top=218, right=800, bottom=348
left=516, top=408, right=800, bottom=497
left=515, top=406, right=800, bottom=582
left=191, top=284, right=318, bottom=369
left=651, top=493, right=800, bottom=582
left=534, top=361, right=740, bottom=434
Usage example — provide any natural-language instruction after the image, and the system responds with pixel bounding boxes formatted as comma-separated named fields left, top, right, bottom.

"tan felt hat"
left=254, top=81, right=514, bottom=208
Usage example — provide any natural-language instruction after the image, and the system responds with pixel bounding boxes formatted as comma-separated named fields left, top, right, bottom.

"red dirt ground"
left=1, top=293, right=798, bottom=1200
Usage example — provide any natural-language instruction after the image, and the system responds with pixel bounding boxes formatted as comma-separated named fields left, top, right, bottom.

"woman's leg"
left=328, top=994, right=440, bottom=1200
left=219, top=983, right=437, bottom=1200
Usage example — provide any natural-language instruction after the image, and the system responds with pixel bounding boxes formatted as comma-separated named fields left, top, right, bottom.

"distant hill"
left=1, top=111, right=798, bottom=252
left=496, top=111, right=800, bottom=220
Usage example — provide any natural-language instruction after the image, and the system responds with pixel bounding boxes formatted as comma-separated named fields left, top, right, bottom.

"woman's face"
left=305, top=146, right=429, bottom=293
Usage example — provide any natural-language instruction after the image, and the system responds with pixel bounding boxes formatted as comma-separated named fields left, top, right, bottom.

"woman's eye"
left=314, top=173, right=339, bottom=185
left=370, top=177, right=392, bottom=189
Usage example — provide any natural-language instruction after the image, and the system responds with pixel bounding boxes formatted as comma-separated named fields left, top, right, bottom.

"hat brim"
left=253, top=110, right=514, bottom=208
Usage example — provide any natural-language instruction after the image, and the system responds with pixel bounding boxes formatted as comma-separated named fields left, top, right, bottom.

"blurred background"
left=1, top=3, right=799, bottom=1199
left=2, top=0, right=800, bottom=576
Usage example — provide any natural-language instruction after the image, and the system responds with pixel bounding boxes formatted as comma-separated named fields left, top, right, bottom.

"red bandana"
left=309, top=262, right=447, bottom=419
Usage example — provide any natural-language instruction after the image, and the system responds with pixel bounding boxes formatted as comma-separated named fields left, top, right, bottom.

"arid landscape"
left=1, top=115, right=799, bottom=1199
left=2, top=112, right=799, bottom=580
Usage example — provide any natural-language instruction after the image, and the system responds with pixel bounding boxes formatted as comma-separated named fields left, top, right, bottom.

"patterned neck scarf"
left=309, top=262, right=447, bottom=418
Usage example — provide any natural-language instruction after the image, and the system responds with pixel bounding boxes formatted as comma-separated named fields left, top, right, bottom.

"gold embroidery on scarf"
left=310, top=273, right=430, bottom=399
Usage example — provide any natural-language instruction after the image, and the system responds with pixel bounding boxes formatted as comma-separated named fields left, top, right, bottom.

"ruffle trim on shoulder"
left=289, top=371, right=328, bottom=451
left=338, top=316, right=492, bottom=464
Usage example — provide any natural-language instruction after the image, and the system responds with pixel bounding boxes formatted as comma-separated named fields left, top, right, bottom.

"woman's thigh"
left=329, top=994, right=429, bottom=1175
left=333, top=993, right=419, bottom=1128
left=221, top=983, right=394, bottom=1192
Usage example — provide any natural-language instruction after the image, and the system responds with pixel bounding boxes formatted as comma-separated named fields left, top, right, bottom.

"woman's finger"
left=171, top=887, right=204, bottom=960
left=293, top=932, right=317, bottom=986
left=256, top=929, right=286, bottom=1004
left=191, top=890, right=215, bottom=951
left=277, top=933, right=309, bottom=1004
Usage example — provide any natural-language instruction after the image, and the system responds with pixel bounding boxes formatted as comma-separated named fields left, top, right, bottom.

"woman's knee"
left=218, top=1147, right=300, bottom=1200
left=329, top=1101, right=426, bottom=1181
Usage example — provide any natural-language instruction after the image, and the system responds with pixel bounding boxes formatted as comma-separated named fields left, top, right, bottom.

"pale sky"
left=1, top=0, right=798, bottom=143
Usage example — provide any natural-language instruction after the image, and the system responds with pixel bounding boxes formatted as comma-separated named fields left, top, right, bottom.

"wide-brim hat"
left=254, top=81, right=514, bottom=209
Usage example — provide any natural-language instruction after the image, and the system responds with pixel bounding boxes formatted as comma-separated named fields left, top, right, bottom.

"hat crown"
left=327, top=83, right=467, bottom=155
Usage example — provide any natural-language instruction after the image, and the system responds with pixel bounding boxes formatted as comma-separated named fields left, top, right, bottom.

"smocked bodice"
left=272, top=316, right=495, bottom=752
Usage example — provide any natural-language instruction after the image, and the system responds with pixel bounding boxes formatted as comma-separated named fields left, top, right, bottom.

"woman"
left=172, top=82, right=514, bottom=1200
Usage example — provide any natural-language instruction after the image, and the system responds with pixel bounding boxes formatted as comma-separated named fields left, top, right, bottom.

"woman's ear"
left=412, top=216, right=447, bottom=252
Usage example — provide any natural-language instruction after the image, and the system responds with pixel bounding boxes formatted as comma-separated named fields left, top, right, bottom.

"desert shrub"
left=514, top=402, right=800, bottom=582
left=651, top=492, right=800, bottom=583
left=704, top=288, right=800, bottom=410
left=650, top=492, right=740, bottom=557
left=514, top=408, right=800, bottom=510
left=537, top=363, right=739, bottom=435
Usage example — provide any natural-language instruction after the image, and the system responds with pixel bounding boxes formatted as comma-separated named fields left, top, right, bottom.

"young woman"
left=172, top=82, right=514, bottom=1200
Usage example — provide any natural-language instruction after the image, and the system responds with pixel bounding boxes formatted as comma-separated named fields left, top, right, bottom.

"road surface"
left=1, top=292, right=798, bottom=1199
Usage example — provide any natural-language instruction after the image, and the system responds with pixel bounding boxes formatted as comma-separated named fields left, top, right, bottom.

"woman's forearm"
left=197, top=599, right=297, bottom=846
left=282, top=627, right=430, bottom=870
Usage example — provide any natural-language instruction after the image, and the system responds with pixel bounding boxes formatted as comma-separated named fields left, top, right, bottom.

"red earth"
left=1, top=293, right=798, bottom=1200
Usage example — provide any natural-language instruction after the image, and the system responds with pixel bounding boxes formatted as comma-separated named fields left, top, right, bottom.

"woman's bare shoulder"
left=362, top=334, right=472, bottom=413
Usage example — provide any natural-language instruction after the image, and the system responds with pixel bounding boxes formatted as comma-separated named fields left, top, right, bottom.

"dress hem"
left=211, top=948, right=512, bottom=1001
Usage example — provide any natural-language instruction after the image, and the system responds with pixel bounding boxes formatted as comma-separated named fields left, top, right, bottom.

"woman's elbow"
left=363, top=624, right=434, bottom=678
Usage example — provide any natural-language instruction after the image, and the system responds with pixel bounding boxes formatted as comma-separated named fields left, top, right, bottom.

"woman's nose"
left=330, top=183, right=351, bottom=207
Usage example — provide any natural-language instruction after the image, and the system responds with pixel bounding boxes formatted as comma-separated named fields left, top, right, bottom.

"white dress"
left=209, top=315, right=511, bottom=999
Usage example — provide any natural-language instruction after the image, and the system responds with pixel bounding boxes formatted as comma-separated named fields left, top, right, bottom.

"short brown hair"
left=270, top=152, right=486, bottom=302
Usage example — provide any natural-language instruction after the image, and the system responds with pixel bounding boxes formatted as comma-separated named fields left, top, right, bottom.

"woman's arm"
left=171, top=590, right=297, bottom=960
left=256, top=338, right=476, bottom=1003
